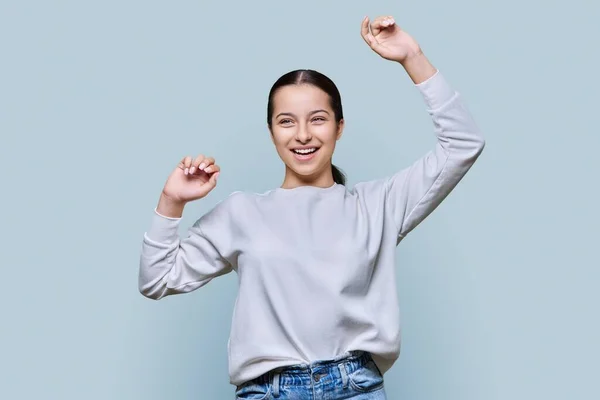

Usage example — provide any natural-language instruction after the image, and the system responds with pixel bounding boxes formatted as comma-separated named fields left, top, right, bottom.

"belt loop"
left=338, top=363, right=348, bottom=388
left=272, top=372, right=280, bottom=397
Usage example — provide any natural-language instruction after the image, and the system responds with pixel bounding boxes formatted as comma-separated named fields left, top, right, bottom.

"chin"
left=288, top=160, right=328, bottom=179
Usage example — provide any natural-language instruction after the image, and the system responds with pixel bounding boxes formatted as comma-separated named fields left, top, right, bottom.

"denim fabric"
left=234, top=351, right=386, bottom=399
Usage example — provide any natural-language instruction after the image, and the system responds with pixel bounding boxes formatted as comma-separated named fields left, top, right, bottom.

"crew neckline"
left=274, top=182, right=340, bottom=194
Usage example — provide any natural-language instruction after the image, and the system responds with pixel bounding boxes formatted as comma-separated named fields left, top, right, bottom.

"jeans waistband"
left=251, top=350, right=373, bottom=388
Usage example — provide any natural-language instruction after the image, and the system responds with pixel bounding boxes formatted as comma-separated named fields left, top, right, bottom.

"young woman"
left=138, top=14, right=485, bottom=400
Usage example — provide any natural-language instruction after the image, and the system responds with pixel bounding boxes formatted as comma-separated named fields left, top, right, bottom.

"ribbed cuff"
left=146, top=209, right=181, bottom=243
left=415, top=70, right=456, bottom=110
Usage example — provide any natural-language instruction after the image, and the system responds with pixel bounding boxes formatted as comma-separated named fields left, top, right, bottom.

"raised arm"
left=361, top=15, right=485, bottom=239
left=138, top=154, right=236, bottom=300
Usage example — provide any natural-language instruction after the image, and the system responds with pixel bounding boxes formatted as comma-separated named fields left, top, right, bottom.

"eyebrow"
left=275, top=109, right=330, bottom=119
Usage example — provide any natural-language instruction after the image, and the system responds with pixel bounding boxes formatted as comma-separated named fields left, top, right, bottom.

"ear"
left=336, top=119, right=345, bottom=140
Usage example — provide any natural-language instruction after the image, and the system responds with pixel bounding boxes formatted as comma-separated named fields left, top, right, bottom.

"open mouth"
left=291, top=147, right=320, bottom=161
left=292, top=147, right=318, bottom=155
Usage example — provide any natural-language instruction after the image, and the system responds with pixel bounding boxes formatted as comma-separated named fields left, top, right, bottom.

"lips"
left=292, top=147, right=318, bottom=155
left=291, top=147, right=320, bottom=161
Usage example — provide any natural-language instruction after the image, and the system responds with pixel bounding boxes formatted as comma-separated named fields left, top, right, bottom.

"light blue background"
left=1, top=1, right=598, bottom=399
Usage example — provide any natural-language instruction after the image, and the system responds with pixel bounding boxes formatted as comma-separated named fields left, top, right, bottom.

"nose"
left=295, top=124, right=312, bottom=143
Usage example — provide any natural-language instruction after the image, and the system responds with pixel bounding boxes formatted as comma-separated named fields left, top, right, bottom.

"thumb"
left=211, top=172, right=220, bottom=185
left=196, top=172, right=219, bottom=199
left=205, top=172, right=219, bottom=190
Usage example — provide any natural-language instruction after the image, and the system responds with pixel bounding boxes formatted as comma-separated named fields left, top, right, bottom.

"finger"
left=192, top=156, right=215, bottom=175
left=372, top=15, right=396, bottom=35
left=370, top=16, right=389, bottom=36
left=210, top=171, right=220, bottom=186
left=190, top=154, right=206, bottom=175
left=385, top=15, right=396, bottom=30
left=360, top=16, right=379, bottom=49
left=178, top=156, right=193, bottom=175
left=198, top=171, right=219, bottom=197
left=198, top=156, right=215, bottom=171
left=203, top=163, right=220, bottom=174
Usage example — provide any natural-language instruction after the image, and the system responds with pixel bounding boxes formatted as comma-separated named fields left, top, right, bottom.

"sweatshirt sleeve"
left=386, top=70, right=485, bottom=240
left=138, top=195, right=239, bottom=300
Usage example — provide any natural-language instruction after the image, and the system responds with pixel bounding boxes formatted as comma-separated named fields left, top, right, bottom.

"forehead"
left=272, top=84, right=331, bottom=113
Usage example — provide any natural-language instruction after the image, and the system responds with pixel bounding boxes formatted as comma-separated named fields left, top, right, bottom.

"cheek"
left=271, top=130, right=293, bottom=155
left=313, top=125, right=339, bottom=144
left=271, top=130, right=288, bottom=146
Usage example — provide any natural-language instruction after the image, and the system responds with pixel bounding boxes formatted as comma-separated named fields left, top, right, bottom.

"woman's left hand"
left=361, top=15, right=422, bottom=64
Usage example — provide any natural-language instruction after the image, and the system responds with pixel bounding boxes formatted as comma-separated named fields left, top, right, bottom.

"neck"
left=281, top=165, right=335, bottom=189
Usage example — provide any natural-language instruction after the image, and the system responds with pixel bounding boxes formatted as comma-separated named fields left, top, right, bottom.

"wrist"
left=399, top=47, right=423, bottom=65
left=157, top=192, right=186, bottom=218
left=398, top=50, right=437, bottom=84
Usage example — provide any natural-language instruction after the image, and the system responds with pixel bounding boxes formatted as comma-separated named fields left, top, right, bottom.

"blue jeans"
left=234, top=351, right=387, bottom=399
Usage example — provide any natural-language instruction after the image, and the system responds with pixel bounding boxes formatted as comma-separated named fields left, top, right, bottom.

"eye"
left=279, top=119, right=293, bottom=125
left=312, top=116, right=326, bottom=123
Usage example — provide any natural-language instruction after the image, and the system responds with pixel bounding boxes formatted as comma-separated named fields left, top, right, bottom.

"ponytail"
left=332, top=164, right=346, bottom=185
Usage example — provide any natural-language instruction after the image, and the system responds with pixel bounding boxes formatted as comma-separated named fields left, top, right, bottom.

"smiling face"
left=269, top=83, right=344, bottom=188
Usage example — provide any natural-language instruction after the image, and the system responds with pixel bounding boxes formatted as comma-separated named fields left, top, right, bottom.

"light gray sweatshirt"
left=138, top=70, right=485, bottom=386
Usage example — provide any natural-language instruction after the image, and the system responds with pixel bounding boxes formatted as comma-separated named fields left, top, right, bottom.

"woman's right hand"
left=161, top=154, right=221, bottom=205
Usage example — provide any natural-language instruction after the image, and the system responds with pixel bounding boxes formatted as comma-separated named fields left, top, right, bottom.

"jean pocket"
left=235, top=380, right=272, bottom=400
left=347, top=360, right=384, bottom=393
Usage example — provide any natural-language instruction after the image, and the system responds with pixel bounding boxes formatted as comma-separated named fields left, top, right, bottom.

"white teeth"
left=293, top=148, right=317, bottom=154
